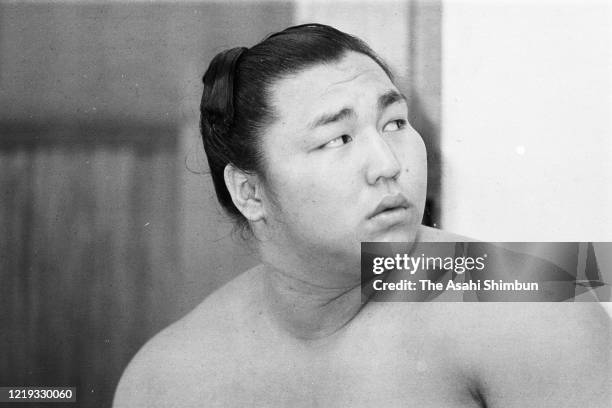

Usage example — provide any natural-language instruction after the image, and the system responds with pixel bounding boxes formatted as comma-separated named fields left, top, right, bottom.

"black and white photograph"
left=1, top=0, right=611, bottom=407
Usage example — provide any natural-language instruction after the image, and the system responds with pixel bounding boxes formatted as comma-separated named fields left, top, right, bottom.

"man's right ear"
left=224, top=164, right=265, bottom=223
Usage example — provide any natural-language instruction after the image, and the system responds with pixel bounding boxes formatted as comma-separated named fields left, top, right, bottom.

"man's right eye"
left=321, top=134, right=353, bottom=149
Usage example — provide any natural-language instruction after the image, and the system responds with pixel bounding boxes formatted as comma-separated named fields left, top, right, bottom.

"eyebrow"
left=308, top=107, right=355, bottom=130
left=378, top=90, right=407, bottom=112
left=308, top=90, right=408, bottom=130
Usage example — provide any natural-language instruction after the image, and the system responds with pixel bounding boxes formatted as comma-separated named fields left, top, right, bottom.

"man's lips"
left=368, top=194, right=411, bottom=219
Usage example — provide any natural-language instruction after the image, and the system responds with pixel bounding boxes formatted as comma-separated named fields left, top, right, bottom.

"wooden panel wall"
left=0, top=124, right=179, bottom=407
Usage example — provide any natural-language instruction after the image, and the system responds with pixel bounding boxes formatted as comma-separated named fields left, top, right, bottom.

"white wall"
left=441, top=0, right=612, bottom=241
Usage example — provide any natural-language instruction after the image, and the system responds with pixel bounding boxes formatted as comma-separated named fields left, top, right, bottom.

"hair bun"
left=200, top=46, right=247, bottom=139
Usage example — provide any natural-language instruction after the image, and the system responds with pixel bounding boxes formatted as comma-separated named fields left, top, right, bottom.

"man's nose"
left=363, top=129, right=402, bottom=185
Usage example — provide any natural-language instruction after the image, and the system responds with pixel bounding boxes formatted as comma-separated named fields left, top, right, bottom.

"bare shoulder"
left=113, top=266, right=266, bottom=408
left=416, top=225, right=611, bottom=405
left=448, top=302, right=611, bottom=407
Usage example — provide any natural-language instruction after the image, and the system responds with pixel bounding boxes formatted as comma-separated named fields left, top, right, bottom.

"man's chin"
left=364, top=224, right=418, bottom=243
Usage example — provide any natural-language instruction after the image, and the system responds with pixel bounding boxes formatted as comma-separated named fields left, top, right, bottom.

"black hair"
left=200, top=23, right=393, bottom=233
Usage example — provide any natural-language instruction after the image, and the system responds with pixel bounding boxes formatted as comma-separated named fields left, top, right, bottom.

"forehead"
left=269, top=52, right=397, bottom=125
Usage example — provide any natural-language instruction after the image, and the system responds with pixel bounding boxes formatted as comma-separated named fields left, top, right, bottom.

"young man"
left=114, top=24, right=611, bottom=407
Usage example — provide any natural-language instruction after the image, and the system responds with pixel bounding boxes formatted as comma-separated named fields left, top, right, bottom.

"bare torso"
left=122, top=268, right=485, bottom=407
left=114, top=228, right=611, bottom=407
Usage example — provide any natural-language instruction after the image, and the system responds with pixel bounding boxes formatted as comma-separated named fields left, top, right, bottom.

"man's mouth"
left=369, top=194, right=410, bottom=219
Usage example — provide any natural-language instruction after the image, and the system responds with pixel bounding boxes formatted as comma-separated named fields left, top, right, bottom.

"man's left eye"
left=383, top=119, right=407, bottom=132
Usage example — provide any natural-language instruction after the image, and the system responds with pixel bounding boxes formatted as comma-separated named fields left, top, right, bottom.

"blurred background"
left=0, top=0, right=610, bottom=407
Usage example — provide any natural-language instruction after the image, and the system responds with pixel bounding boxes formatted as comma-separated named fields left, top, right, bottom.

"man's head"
left=200, top=24, right=427, bottom=270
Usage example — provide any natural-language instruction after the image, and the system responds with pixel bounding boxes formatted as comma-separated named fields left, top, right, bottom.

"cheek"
left=411, top=142, right=428, bottom=195
left=268, top=165, right=355, bottom=225
left=393, top=134, right=428, bottom=203
left=264, top=166, right=323, bottom=208
left=286, top=174, right=341, bottom=211
left=392, top=132, right=427, bottom=174
left=413, top=138, right=428, bottom=178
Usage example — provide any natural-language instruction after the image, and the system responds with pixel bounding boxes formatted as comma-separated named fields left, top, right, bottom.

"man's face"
left=258, top=51, right=427, bottom=266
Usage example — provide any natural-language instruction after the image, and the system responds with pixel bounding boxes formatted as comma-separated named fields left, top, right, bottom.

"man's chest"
left=201, top=337, right=483, bottom=408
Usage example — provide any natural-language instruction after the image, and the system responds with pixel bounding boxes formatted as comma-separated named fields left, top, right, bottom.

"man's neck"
left=261, top=261, right=365, bottom=342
